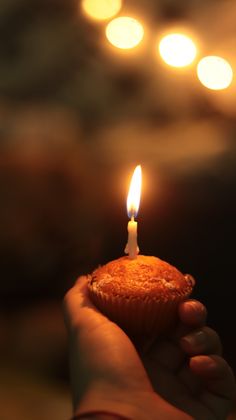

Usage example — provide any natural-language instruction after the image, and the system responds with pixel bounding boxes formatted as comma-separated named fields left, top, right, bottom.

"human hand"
left=64, top=276, right=235, bottom=420
left=139, top=300, right=235, bottom=420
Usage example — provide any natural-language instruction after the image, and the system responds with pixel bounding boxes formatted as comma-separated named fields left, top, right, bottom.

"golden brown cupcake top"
left=88, top=255, right=194, bottom=300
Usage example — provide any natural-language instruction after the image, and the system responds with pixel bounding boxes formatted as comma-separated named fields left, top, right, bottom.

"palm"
left=140, top=336, right=212, bottom=419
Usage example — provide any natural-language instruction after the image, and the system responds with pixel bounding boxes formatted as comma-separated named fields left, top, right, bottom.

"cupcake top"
left=88, top=255, right=194, bottom=300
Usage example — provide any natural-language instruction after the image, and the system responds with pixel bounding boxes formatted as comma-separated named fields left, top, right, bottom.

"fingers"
left=141, top=299, right=207, bottom=369
left=190, top=355, right=236, bottom=398
left=180, top=326, right=222, bottom=356
left=178, top=300, right=207, bottom=328
left=170, top=300, right=207, bottom=342
left=178, top=355, right=236, bottom=419
left=190, top=355, right=236, bottom=418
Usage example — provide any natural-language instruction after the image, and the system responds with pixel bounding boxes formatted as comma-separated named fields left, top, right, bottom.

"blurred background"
left=0, top=0, right=236, bottom=418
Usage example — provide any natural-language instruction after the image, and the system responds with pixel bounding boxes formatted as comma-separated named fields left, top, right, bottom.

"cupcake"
left=87, top=255, right=194, bottom=337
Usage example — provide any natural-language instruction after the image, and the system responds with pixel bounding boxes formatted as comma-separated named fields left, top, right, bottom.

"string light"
left=80, top=2, right=234, bottom=91
left=105, top=17, right=144, bottom=49
left=197, top=56, right=233, bottom=90
left=81, top=0, right=122, bottom=21
left=158, top=33, right=197, bottom=68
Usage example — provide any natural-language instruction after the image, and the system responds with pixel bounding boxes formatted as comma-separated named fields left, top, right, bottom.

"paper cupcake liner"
left=88, top=283, right=193, bottom=336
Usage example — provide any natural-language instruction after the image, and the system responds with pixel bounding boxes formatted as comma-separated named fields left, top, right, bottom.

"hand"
left=64, top=276, right=235, bottom=420
left=139, top=301, right=235, bottom=420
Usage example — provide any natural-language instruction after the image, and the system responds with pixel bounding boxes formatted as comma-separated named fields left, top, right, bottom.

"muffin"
left=87, top=255, right=195, bottom=336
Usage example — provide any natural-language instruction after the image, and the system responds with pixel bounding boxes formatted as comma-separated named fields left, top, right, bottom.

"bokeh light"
left=81, top=0, right=122, bottom=21
left=197, top=56, right=233, bottom=90
left=105, top=16, right=144, bottom=50
left=158, top=33, right=197, bottom=68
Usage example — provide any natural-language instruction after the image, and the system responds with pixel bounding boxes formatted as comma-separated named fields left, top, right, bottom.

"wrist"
left=73, top=381, right=140, bottom=419
left=72, top=413, right=130, bottom=419
left=73, top=380, right=191, bottom=420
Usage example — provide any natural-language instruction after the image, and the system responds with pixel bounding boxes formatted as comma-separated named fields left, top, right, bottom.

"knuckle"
left=202, top=327, right=222, bottom=353
left=203, top=326, right=220, bottom=340
left=63, top=288, right=74, bottom=310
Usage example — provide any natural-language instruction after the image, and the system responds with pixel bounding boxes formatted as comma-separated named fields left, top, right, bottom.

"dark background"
left=0, top=0, right=236, bottom=419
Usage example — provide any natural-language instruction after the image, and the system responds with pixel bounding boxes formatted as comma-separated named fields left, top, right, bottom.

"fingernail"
left=189, top=301, right=206, bottom=315
left=190, top=355, right=217, bottom=371
left=205, top=358, right=217, bottom=371
left=181, top=330, right=207, bottom=348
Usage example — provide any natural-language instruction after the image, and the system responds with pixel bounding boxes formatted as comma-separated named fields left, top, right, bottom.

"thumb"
left=63, top=275, right=109, bottom=334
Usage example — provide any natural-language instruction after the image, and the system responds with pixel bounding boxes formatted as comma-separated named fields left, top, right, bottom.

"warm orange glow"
left=127, top=165, right=142, bottom=218
left=158, top=33, right=197, bottom=68
left=81, top=0, right=122, bottom=21
left=106, top=17, right=144, bottom=49
left=197, top=56, right=233, bottom=90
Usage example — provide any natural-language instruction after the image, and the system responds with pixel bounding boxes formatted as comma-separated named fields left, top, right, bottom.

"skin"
left=64, top=276, right=236, bottom=420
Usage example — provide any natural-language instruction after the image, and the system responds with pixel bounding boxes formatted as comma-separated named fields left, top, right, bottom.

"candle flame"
left=127, top=165, right=142, bottom=218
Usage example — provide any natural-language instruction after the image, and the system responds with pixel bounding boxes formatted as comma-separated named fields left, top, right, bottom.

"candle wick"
left=131, top=215, right=135, bottom=222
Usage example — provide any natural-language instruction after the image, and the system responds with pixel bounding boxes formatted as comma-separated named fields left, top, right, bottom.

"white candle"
left=124, top=165, right=142, bottom=259
left=125, top=216, right=139, bottom=259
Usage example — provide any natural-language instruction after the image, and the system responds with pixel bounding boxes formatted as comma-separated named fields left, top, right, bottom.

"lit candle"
left=124, top=165, right=142, bottom=259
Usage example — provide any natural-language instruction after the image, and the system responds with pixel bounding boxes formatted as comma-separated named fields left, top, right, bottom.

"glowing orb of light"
left=105, top=17, right=144, bottom=49
left=81, top=0, right=122, bottom=21
left=158, top=33, right=197, bottom=68
left=197, top=56, right=233, bottom=90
